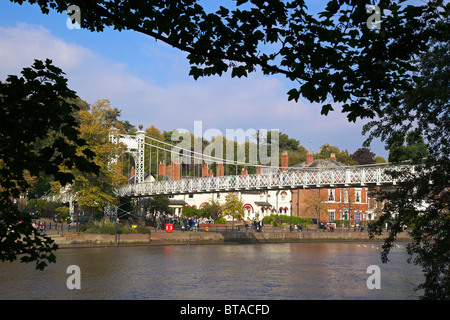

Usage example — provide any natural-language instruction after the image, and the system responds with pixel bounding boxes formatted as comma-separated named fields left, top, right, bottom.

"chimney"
left=158, top=162, right=166, bottom=176
left=330, top=153, right=337, bottom=162
left=241, top=166, right=248, bottom=175
left=202, top=162, right=209, bottom=177
left=306, top=150, right=314, bottom=165
left=217, top=162, right=224, bottom=177
left=281, top=150, right=288, bottom=172
left=172, top=159, right=181, bottom=180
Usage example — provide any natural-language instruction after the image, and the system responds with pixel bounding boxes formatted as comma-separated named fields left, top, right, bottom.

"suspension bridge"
left=109, top=128, right=410, bottom=198
left=43, top=127, right=414, bottom=219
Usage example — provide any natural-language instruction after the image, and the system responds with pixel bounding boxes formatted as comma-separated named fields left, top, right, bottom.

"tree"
left=374, top=156, right=387, bottom=164
left=267, top=131, right=300, bottom=152
left=144, top=196, right=172, bottom=217
left=10, top=1, right=446, bottom=122
left=201, top=199, right=222, bottom=221
left=181, top=205, right=199, bottom=218
left=387, top=131, right=429, bottom=164
left=69, top=99, right=128, bottom=217
left=286, top=147, right=307, bottom=167
left=10, top=0, right=448, bottom=298
left=0, top=59, right=99, bottom=270
left=267, top=131, right=306, bottom=166
left=363, top=42, right=450, bottom=299
left=222, top=193, right=245, bottom=228
left=316, top=143, right=357, bottom=165
left=350, top=147, right=376, bottom=165
left=303, top=189, right=329, bottom=226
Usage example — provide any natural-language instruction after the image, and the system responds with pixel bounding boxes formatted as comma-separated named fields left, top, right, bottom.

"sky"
left=0, top=1, right=390, bottom=158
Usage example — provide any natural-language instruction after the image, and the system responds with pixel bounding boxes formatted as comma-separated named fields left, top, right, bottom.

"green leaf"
left=320, top=103, right=334, bottom=115
left=287, top=88, right=300, bottom=102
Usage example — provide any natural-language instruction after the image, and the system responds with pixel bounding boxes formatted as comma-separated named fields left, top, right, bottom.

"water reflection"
left=0, top=242, right=423, bottom=300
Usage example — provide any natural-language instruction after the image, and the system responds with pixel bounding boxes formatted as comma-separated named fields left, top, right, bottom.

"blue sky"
left=0, top=1, right=391, bottom=158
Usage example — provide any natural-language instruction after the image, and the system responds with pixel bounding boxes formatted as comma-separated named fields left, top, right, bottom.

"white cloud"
left=0, top=23, right=387, bottom=157
left=0, top=23, right=93, bottom=74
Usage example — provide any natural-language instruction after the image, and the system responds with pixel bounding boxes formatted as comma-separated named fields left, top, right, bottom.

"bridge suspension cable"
left=111, top=130, right=396, bottom=186
left=142, top=135, right=281, bottom=170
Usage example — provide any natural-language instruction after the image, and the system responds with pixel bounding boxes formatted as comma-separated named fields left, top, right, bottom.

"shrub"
left=82, top=219, right=152, bottom=235
left=135, top=225, right=151, bottom=234
left=83, top=219, right=131, bottom=235
left=214, top=217, right=227, bottom=224
left=262, top=214, right=312, bottom=227
left=26, top=199, right=67, bottom=218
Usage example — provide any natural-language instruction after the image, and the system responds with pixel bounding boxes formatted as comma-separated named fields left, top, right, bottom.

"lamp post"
left=115, top=217, right=118, bottom=246
left=289, top=196, right=293, bottom=232
left=317, top=188, right=321, bottom=230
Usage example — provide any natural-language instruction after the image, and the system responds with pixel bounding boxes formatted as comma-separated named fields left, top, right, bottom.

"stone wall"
left=56, top=230, right=410, bottom=246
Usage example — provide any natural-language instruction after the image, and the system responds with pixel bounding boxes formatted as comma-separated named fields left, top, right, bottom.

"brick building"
left=135, top=150, right=379, bottom=225
left=290, top=151, right=377, bottom=226
left=158, top=160, right=291, bottom=221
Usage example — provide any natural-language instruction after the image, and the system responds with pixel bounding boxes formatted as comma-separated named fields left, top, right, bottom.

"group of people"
left=250, top=219, right=264, bottom=232
left=151, top=214, right=209, bottom=232
left=32, top=221, right=45, bottom=233
left=179, top=217, right=198, bottom=231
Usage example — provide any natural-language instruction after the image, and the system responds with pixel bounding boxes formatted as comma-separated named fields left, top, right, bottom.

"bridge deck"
left=118, top=165, right=407, bottom=198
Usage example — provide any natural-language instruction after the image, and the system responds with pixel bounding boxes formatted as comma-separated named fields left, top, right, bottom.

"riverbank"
left=49, top=228, right=411, bottom=247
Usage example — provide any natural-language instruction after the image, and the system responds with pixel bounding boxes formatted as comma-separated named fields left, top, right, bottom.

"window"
left=355, top=189, right=361, bottom=203
left=355, top=211, right=361, bottom=225
left=281, top=192, right=286, bottom=201
left=189, top=194, right=194, bottom=198
left=328, top=189, right=335, bottom=202
left=217, top=193, right=221, bottom=199
left=329, top=211, right=335, bottom=222
left=344, top=189, right=349, bottom=203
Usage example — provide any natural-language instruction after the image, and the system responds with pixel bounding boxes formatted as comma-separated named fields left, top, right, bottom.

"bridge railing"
left=118, top=165, right=413, bottom=197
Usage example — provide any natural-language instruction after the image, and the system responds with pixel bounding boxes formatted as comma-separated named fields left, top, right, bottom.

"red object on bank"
left=165, top=223, right=173, bottom=233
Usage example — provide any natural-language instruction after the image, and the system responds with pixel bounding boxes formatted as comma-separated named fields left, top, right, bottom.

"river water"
left=0, top=242, right=423, bottom=300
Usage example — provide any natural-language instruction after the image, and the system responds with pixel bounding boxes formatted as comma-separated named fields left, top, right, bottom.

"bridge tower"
left=108, top=126, right=120, bottom=167
left=109, top=125, right=146, bottom=184
left=135, top=126, right=145, bottom=184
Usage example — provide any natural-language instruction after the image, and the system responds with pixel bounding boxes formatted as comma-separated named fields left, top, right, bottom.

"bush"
left=84, top=219, right=131, bottom=235
left=82, top=219, right=152, bottom=235
left=334, top=220, right=347, bottom=227
left=262, top=214, right=313, bottom=227
left=135, top=225, right=151, bottom=234
left=26, top=199, right=67, bottom=218
left=55, top=206, right=70, bottom=220
left=214, top=217, right=227, bottom=224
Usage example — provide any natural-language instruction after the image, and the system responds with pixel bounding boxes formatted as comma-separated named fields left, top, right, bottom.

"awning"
left=254, top=201, right=272, bottom=207
left=169, top=199, right=187, bottom=206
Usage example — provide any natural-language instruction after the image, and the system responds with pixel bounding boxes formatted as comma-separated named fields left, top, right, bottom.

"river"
left=0, top=242, right=423, bottom=300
